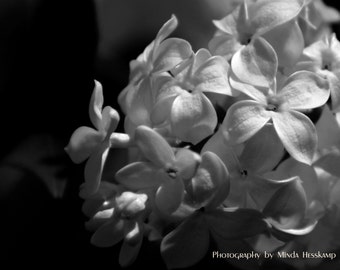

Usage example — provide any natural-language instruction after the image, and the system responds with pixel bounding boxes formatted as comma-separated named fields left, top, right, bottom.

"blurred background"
left=0, top=0, right=339, bottom=269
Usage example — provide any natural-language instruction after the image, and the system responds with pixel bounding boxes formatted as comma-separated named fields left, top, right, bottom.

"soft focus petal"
left=115, top=161, right=163, bottom=190
left=247, top=176, right=297, bottom=211
left=175, top=148, right=202, bottom=180
left=81, top=181, right=118, bottom=218
left=91, top=218, right=125, bottom=247
left=195, top=56, right=232, bottom=95
left=171, top=92, right=217, bottom=144
left=315, top=105, right=340, bottom=151
left=223, top=100, right=270, bottom=144
left=119, top=226, right=143, bottom=267
left=231, top=37, right=278, bottom=88
left=279, top=71, right=330, bottom=110
left=270, top=157, right=319, bottom=205
left=263, top=19, right=304, bottom=67
left=229, top=73, right=268, bottom=103
left=263, top=179, right=307, bottom=230
left=272, top=220, right=318, bottom=236
left=201, top=152, right=230, bottom=210
left=101, top=106, right=120, bottom=135
left=314, top=151, right=340, bottom=178
left=128, top=78, right=153, bottom=126
left=82, top=144, right=109, bottom=198
left=153, top=38, right=192, bottom=73
left=89, top=80, right=104, bottom=130
left=116, top=192, right=148, bottom=217
left=85, top=208, right=115, bottom=231
left=328, top=72, right=340, bottom=112
left=206, top=208, right=268, bottom=239
left=208, top=35, right=242, bottom=60
left=201, top=127, right=242, bottom=174
left=150, top=90, right=178, bottom=126
left=272, top=110, right=317, bottom=165
left=154, top=14, right=178, bottom=47
left=155, top=178, right=184, bottom=214
left=240, top=124, right=284, bottom=173
left=330, top=180, right=340, bottom=206
left=161, top=213, right=209, bottom=269
left=134, top=125, right=175, bottom=168
left=65, top=126, right=103, bottom=164
left=249, top=0, right=303, bottom=35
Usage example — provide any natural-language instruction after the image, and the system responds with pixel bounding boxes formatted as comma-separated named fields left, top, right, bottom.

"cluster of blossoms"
left=66, top=0, right=340, bottom=269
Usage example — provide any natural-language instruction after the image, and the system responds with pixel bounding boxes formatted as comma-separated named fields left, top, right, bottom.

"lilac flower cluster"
left=66, top=0, right=340, bottom=269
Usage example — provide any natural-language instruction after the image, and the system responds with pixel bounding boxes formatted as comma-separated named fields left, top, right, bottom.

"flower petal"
left=240, top=124, right=285, bottom=173
left=206, top=208, right=268, bottom=239
left=262, top=19, right=304, bottom=67
left=154, top=14, right=178, bottom=46
left=249, top=0, right=303, bottom=35
left=201, top=127, right=243, bottom=174
left=161, top=213, right=209, bottom=269
left=279, top=71, right=330, bottom=110
left=201, top=152, right=230, bottom=210
left=231, top=37, right=278, bottom=88
left=272, top=110, right=317, bottom=165
left=153, top=38, right=192, bottom=74
left=101, top=106, right=120, bottom=135
left=247, top=175, right=297, bottom=211
left=65, top=126, right=103, bottom=163
left=150, top=89, right=178, bottom=126
left=91, top=218, right=125, bottom=247
left=175, top=148, right=202, bottom=180
left=155, top=177, right=184, bottom=214
left=211, top=33, right=241, bottom=57
left=82, top=144, right=109, bottom=198
left=134, top=125, right=175, bottom=168
left=263, top=178, right=307, bottom=230
left=314, top=151, right=340, bottom=179
left=115, top=161, right=164, bottom=190
left=328, top=72, right=340, bottom=112
left=195, top=56, right=232, bottom=96
left=315, top=105, right=340, bottom=151
left=119, top=226, right=143, bottom=267
left=223, top=100, right=270, bottom=144
left=171, top=92, right=217, bottom=144
left=229, top=73, right=267, bottom=103
left=81, top=181, right=118, bottom=218
left=128, top=78, right=153, bottom=126
left=89, top=80, right=104, bottom=130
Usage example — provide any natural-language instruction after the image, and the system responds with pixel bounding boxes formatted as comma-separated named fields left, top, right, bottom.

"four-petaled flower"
left=116, top=125, right=201, bottom=214
left=150, top=48, right=232, bottom=144
left=66, top=80, right=130, bottom=197
left=225, top=38, right=330, bottom=165
left=209, top=0, right=304, bottom=67
left=118, top=15, right=193, bottom=132
left=83, top=182, right=149, bottom=267
left=293, top=33, right=340, bottom=112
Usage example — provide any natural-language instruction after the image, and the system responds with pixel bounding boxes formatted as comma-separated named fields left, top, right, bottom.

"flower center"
left=321, top=50, right=334, bottom=71
left=165, top=166, right=178, bottom=179
left=240, top=169, right=248, bottom=177
left=239, top=32, right=253, bottom=45
left=266, top=95, right=282, bottom=112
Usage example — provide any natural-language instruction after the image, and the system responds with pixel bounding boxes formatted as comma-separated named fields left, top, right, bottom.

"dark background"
left=0, top=0, right=339, bottom=269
